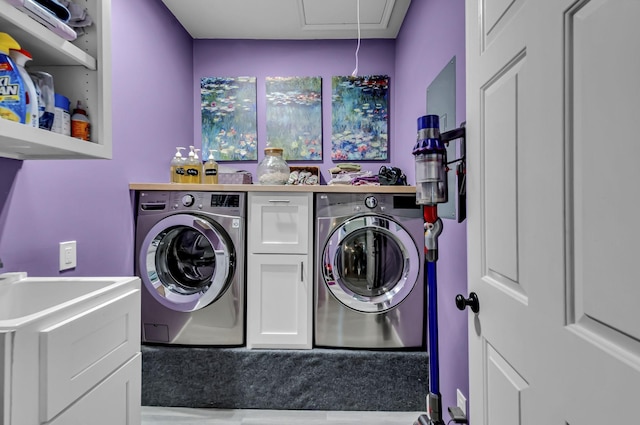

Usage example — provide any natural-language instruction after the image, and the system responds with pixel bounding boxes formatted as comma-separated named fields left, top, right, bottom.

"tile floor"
left=141, top=406, right=425, bottom=425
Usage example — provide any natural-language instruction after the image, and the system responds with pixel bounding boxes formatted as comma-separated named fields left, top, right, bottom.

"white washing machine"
left=315, top=192, right=425, bottom=349
left=135, top=191, right=245, bottom=346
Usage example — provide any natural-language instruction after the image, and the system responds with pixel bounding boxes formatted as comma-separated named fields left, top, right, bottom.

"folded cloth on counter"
left=337, top=163, right=361, bottom=172
left=327, top=173, right=352, bottom=185
left=328, top=170, right=376, bottom=186
left=352, top=175, right=380, bottom=186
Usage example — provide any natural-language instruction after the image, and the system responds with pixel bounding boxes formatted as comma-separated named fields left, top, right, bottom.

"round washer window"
left=140, top=214, right=234, bottom=312
left=154, top=226, right=217, bottom=296
left=322, top=215, right=419, bottom=313
left=335, top=227, right=404, bottom=298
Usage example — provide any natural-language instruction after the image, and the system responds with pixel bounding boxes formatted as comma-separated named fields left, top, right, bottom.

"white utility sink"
left=0, top=272, right=133, bottom=326
left=0, top=272, right=141, bottom=425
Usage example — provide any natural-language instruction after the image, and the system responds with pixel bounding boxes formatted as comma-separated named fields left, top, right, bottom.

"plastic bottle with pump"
left=9, top=48, right=38, bottom=128
left=202, top=149, right=219, bottom=184
left=185, top=146, right=201, bottom=184
left=170, top=147, right=186, bottom=183
left=0, top=33, right=26, bottom=124
left=71, top=100, right=91, bottom=141
left=194, top=148, right=203, bottom=184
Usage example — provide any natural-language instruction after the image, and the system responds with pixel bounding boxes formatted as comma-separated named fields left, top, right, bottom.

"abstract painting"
left=331, top=75, right=389, bottom=161
left=201, top=76, right=257, bottom=161
left=266, top=76, right=322, bottom=161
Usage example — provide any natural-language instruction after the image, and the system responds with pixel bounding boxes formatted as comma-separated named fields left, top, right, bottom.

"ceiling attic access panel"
left=160, top=0, right=411, bottom=39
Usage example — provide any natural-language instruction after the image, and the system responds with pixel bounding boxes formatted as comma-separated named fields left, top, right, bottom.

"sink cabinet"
left=247, top=192, right=313, bottom=349
left=0, top=0, right=112, bottom=160
left=0, top=277, right=140, bottom=424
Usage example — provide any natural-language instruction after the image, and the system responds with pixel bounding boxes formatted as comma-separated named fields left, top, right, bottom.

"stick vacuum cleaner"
left=412, top=115, right=448, bottom=425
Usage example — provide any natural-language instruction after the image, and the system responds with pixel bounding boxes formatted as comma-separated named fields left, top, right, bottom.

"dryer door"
left=322, top=215, right=420, bottom=312
left=139, top=213, right=235, bottom=312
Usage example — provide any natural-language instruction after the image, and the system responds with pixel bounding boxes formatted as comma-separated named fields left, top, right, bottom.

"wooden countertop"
left=129, top=183, right=416, bottom=194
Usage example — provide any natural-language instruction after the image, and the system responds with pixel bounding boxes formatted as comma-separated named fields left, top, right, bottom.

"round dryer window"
left=139, top=214, right=235, bottom=312
left=322, top=215, right=420, bottom=312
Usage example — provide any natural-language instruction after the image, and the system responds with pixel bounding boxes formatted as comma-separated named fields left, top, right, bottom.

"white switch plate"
left=457, top=388, right=467, bottom=416
left=59, top=241, right=77, bottom=271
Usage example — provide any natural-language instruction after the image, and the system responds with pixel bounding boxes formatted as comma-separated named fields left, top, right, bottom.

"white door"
left=466, top=0, right=640, bottom=423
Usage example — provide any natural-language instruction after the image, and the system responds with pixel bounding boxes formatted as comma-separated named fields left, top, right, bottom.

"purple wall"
left=193, top=38, right=396, bottom=182
left=0, top=0, right=193, bottom=276
left=0, top=0, right=467, bottom=415
left=396, top=0, right=468, bottom=415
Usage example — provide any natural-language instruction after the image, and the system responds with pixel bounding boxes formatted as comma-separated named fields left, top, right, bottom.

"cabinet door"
left=39, top=290, right=140, bottom=422
left=248, top=193, right=311, bottom=255
left=247, top=254, right=311, bottom=349
left=48, top=353, right=141, bottom=425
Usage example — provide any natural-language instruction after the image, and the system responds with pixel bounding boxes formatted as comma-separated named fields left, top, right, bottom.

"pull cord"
left=351, top=0, right=361, bottom=77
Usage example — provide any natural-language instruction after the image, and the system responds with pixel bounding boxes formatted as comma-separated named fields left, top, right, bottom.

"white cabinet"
left=247, top=192, right=313, bottom=349
left=0, top=277, right=141, bottom=424
left=0, top=0, right=112, bottom=159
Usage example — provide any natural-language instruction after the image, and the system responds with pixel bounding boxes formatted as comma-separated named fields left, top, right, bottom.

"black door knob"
left=455, top=292, right=479, bottom=313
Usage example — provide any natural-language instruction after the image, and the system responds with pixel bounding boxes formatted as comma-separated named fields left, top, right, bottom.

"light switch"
left=59, top=241, right=77, bottom=271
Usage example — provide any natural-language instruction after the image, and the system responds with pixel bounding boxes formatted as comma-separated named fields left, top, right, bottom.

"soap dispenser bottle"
left=170, top=147, right=186, bottom=183
left=194, top=148, right=203, bottom=184
left=202, top=149, right=219, bottom=184
left=185, top=146, right=199, bottom=184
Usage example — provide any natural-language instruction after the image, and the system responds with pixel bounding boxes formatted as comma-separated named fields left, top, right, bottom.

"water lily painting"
left=331, top=75, right=389, bottom=161
left=201, top=76, right=257, bottom=161
left=266, top=76, right=322, bottom=161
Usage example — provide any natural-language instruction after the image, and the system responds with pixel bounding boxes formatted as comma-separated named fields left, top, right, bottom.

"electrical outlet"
left=457, top=389, right=467, bottom=416
left=59, top=241, right=77, bottom=271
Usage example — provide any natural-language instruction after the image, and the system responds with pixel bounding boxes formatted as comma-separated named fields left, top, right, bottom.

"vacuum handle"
left=455, top=292, right=480, bottom=314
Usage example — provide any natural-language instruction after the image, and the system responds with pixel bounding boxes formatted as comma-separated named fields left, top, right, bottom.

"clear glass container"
left=257, top=147, right=290, bottom=185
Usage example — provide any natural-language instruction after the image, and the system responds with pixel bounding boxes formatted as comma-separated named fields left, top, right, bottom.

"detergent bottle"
left=202, top=149, right=219, bottom=184
left=9, top=48, right=38, bottom=128
left=0, top=33, right=26, bottom=124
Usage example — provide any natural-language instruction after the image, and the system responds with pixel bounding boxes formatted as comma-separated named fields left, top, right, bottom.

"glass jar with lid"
left=257, top=147, right=290, bottom=185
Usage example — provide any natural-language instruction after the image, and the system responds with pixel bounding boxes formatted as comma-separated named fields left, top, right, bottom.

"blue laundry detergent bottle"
left=0, top=33, right=26, bottom=124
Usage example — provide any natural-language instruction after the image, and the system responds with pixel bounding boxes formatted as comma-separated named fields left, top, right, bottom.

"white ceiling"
left=161, top=0, right=412, bottom=40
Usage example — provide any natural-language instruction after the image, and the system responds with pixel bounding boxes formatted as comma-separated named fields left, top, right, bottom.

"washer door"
left=139, top=214, right=235, bottom=312
left=322, top=215, right=420, bottom=312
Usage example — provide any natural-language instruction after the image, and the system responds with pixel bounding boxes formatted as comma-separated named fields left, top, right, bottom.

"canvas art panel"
left=331, top=75, right=389, bottom=161
left=201, top=76, right=257, bottom=161
left=266, top=76, right=322, bottom=161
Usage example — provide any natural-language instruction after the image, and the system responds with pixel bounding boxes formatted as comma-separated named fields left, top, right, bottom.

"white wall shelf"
left=0, top=0, right=112, bottom=160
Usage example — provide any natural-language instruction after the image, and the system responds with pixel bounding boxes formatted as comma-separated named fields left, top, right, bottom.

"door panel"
left=483, top=57, right=523, bottom=286
left=569, top=0, right=640, bottom=340
left=562, top=1, right=640, bottom=422
left=483, top=0, right=526, bottom=50
left=467, top=0, right=640, bottom=423
left=485, top=342, right=528, bottom=425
